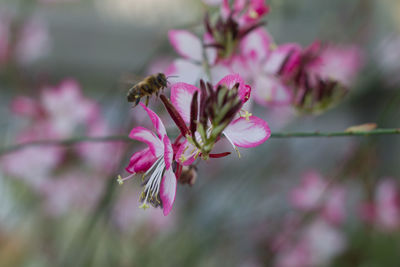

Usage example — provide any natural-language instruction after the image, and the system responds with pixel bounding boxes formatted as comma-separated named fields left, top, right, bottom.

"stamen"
left=140, top=158, right=166, bottom=209
left=116, top=173, right=135, bottom=185
left=224, top=133, right=241, bottom=158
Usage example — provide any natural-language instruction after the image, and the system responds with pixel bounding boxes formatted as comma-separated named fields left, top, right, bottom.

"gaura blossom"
left=221, top=0, right=270, bottom=26
left=361, top=178, right=400, bottom=231
left=118, top=103, right=177, bottom=216
left=235, top=28, right=299, bottom=106
left=167, top=30, right=218, bottom=84
left=278, top=41, right=363, bottom=113
left=40, top=79, right=99, bottom=137
left=170, top=74, right=271, bottom=165
left=290, top=171, right=347, bottom=225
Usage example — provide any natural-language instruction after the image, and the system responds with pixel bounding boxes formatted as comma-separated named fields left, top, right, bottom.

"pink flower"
left=167, top=30, right=217, bottom=84
left=238, top=28, right=299, bottom=106
left=221, top=0, right=269, bottom=26
left=307, top=44, right=364, bottom=87
left=1, top=125, right=63, bottom=189
left=274, top=218, right=346, bottom=267
left=290, top=171, right=347, bottom=225
left=290, top=171, right=326, bottom=211
left=171, top=74, right=270, bottom=165
left=40, top=171, right=105, bottom=216
left=40, top=79, right=99, bottom=137
left=373, top=178, right=400, bottom=231
left=118, top=103, right=177, bottom=216
left=14, top=18, right=50, bottom=65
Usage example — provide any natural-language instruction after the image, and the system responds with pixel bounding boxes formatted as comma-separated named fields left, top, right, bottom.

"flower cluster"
left=118, top=74, right=271, bottom=215
left=166, top=0, right=363, bottom=114
left=272, top=171, right=347, bottom=267
left=0, top=10, right=50, bottom=67
left=2, top=79, right=122, bottom=215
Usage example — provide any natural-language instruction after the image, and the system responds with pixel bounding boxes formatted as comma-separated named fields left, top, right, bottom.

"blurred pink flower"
left=40, top=171, right=104, bottom=216
left=14, top=18, right=51, bottom=65
left=237, top=28, right=297, bottom=106
left=1, top=125, right=63, bottom=189
left=290, top=171, right=347, bottom=225
left=307, top=44, right=364, bottom=87
left=274, top=219, right=346, bottom=267
left=291, top=171, right=327, bottom=211
left=40, top=79, right=100, bottom=137
left=362, top=178, right=400, bottom=231
left=221, top=0, right=270, bottom=26
left=167, top=30, right=217, bottom=84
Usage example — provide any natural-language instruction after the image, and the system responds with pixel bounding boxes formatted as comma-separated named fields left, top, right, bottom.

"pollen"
left=179, top=154, right=187, bottom=162
left=117, top=175, right=124, bottom=185
left=139, top=203, right=150, bottom=210
left=241, top=110, right=252, bottom=121
left=249, top=9, right=259, bottom=19
left=270, top=43, right=278, bottom=51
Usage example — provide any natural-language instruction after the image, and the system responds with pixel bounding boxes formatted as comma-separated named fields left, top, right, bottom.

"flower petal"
left=166, top=59, right=203, bottom=85
left=252, top=75, right=293, bottom=106
left=125, top=147, right=156, bottom=174
left=168, top=30, right=203, bottom=62
left=139, top=103, right=166, bottom=137
left=264, top=43, right=302, bottom=76
left=163, top=135, right=173, bottom=170
left=170, top=82, right=200, bottom=124
left=175, top=139, right=198, bottom=166
left=224, top=116, right=271, bottom=147
left=240, top=28, right=272, bottom=62
left=216, top=74, right=251, bottom=103
left=129, top=127, right=164, bottom=156
left=160, top=168, right=177, bottom=216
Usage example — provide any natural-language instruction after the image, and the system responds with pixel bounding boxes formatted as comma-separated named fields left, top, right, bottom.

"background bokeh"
left=1, top=0, right=400, bottom=266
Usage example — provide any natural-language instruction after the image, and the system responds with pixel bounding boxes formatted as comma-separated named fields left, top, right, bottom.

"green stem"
left=1, top=128, right=400, bottom=156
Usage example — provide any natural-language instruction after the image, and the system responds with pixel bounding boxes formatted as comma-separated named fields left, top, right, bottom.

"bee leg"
left=145, top=96, right=150, bottom=106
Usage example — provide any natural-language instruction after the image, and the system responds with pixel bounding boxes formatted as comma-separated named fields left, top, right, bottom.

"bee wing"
left=118, top=73, right=145, bottom=93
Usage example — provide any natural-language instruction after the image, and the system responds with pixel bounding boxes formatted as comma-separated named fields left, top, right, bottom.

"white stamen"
left=223, top=132, right=241, bottom=158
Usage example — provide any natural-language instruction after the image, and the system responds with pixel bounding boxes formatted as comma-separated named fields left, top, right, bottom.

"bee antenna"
left=167, top=75, right=179, bottom=79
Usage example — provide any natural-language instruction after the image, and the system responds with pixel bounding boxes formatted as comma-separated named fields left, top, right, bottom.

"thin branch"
left=1, top=128, right=400, bottom=156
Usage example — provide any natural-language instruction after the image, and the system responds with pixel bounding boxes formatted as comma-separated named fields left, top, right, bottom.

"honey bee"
left=127, top=73, right=169, bottom=107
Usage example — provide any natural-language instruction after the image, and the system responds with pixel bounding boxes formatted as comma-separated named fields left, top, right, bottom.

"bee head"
left=157, top=73, right=168, bottom=87
left=127, top=88, right=139, bottom=102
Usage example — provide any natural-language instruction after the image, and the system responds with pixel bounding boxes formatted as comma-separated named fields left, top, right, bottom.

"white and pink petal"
left=216, top=73, right=251, bottom=103
left=160, top=168, right=177, bottom=216
left=129, top=127, right=164, bottom=156
left=166, top=59, right=204, bottom=85
left=240, top=28, right=273, bottom=62
left=252, top=75, right=293, bottom=106
left=125, top=148, right=156, bottom=174
left=140, top=103, right=167, bottom=137
left=224, top=116, right=271, bottom=148
left=168, top=30, right=203, bottom=62
left=163, top=135, right=173, bottom=170
left=170, top=82, right=200, bottom=124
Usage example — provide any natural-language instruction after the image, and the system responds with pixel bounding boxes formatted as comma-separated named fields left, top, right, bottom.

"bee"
left=127, top=73, right=168, bottom=107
